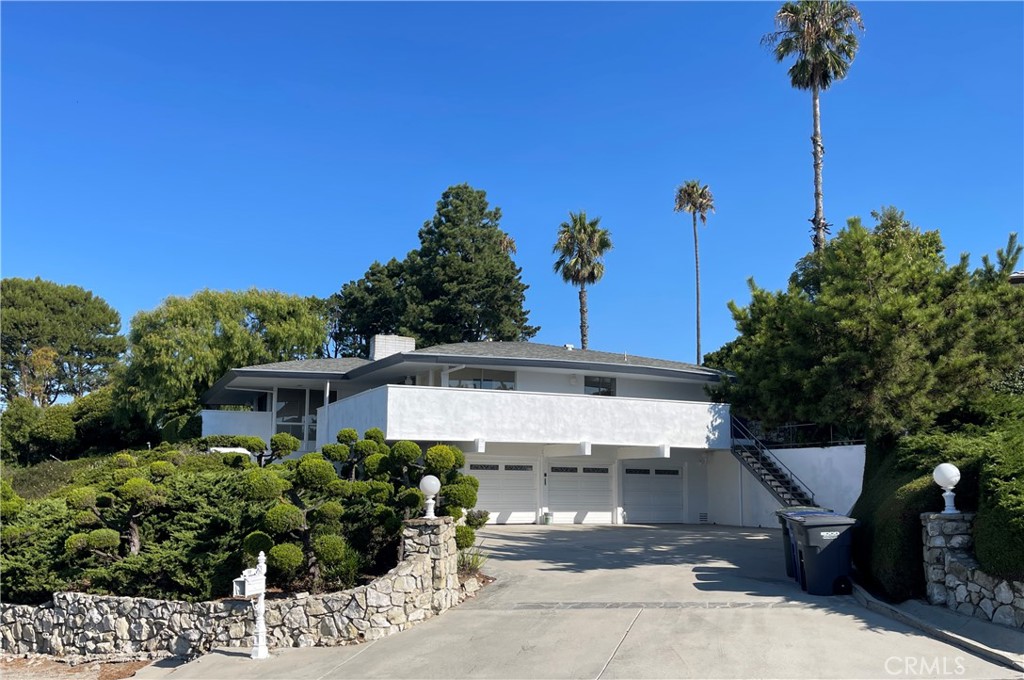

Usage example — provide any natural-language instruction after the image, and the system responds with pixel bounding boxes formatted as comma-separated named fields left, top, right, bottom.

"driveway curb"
left=852, top=584, right=1024, bottom=673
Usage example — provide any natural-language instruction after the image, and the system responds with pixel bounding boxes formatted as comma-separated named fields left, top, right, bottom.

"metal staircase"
left=731, top=418, right=816, bottom=507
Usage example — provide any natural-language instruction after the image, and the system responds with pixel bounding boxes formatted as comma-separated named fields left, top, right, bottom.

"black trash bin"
left=775, top=507, right=827, bottom=580
left=790, top=514, right=857, bottom=596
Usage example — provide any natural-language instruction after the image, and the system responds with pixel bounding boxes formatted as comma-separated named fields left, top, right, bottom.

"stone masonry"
left=921, top=512, right=1024, bottom=629
left=1, top=517, right=462, bottom=659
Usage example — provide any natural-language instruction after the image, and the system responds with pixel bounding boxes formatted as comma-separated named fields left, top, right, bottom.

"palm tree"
left=763, top=1, right=864, bottom=252
left=674, top=181, right=715, bottom=365
left=552, top=211, right=613, bottom=350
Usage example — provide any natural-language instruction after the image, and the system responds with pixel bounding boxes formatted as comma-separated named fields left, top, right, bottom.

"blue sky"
left=3, top=2, right=1022, bottom=364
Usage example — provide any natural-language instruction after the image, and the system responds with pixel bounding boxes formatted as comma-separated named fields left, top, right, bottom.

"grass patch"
left=457, top=547, right=488, bottom=577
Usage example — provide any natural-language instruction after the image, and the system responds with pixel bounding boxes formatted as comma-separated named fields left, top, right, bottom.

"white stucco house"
left=202, top=335, right=864, bottom=527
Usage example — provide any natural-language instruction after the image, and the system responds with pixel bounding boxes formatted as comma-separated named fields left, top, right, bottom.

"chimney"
left=369, top=334, right=416, bottom=361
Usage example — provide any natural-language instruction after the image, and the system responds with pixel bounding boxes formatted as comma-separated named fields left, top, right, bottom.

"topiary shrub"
left=336, top=428, right=358, bottom=446
left=296, top=454, right=337, bottom=490
left=312, top=534, right=362, bottom=588
left=441, top=483, right=477, bottom=510
left=363, top=428, right=385, bottom=446
left=321, top=443, right=349, bottom=462
left=65, top=486, right=97, bottom=510
left=363, top=453, right=388, bottom=478
left=268, top=543, right=304, bottom=581
left=1, top=480, right=26, bottom=519
left=87, top=528, right=121, bottom=552
left=316, top=500, right=344, bottom=522
left=265, top=503, right=305, bottom=535
left=243, top=531, right=274, bottom=557
left=119, top=478, right=159, bottom=504
left=64, top=533, right=90, bottom=555
left=149, top=461, right=176, bottom=480
left=390, top=441, right=421, bottom=466
left=454, top=525, right=476, bottom=550
left=241, top=468, right=289, bottom=501
left=111, top=453, right=137, bottom=469
left=222, top=452, right=249, bottom=468
left=424, top=445, right=456, bottom=474
left=395, top=488, right=424, bottom=514
left=270, top=432, right=301, bottom=461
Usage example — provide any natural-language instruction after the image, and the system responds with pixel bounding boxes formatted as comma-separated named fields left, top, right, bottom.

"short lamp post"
left=233, top=551, right=269, bottom=659
left=933, top=463, right=961, bottom=515
left=420, top=475, right=441, bottom=519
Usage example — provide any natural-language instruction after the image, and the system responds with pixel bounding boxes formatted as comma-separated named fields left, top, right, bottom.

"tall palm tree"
left=674, top=181, right=715, bottom=365
left=763, top=1, right=864, bottom=252
left=552, top=211, right=613, bottom=350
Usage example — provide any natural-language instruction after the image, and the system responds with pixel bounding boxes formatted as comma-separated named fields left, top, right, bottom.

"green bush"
left=395, top=488, right=424, bottom=513
left=464, top=509, right=490, bottom=529
left=321, top=443, right=349, bottom=462
left=441, top=483, right=477, bottom=510
left=0, top=397, right=40, bottom=465
left=243, top=531, right=274, bottom=557
left=119, top=478, right=159, bottom=504
left=363, top=428, right=385, bottom=446
left=30, top=405, right=76, bottom=458
left=149, top=461, right=176, bottom=480
left=390, top=441, right=421, bottom=466
left=202, top=435, right=267, bottom=454
left=425, top=445, right=456, bottom=474
left=270, top=432, right=301, bottom=460
left=241, top=468, right=289, bottom=501
left=268, top=543, right=304, bottom=580
left=974, top=425, right=1024, bottom=580
left=265, top=503, right=305, bottom=534
left=454, top=525, right=476, bottom=550
left=65, top=532, right=90, bottom=555
left=112, top=467, right=146, bottom=485
left=1, top=480, right=26, bottom=518
left=352, top=439, right=378, bottom=459
left=222, top=452, right=249, bottom=468
left=312, top=534, right=361, bottom=588
left=111, top=452, right=137, bottom=468
left=73, top=510, right=100, bottom=527
left=336, top=428, right=358, bottom=446
left=87, top=528, right=121, bottom=551
left=363, top=453, right=388, bottom=478
left=296, top=455, right=337, bottom=490
left=316, top=501, right=344, bottom=522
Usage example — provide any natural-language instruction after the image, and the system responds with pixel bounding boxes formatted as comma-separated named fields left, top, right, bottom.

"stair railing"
left=731, top=418, right=816, bottom=506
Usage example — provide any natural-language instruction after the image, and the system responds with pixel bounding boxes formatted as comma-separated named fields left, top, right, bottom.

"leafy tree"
left=710, top=209, right=1024, bottom=472
left=401, top=184, right=539, bottom=346
left=552, top=211, right=613, bottom=350
left=0, top=398, right=40, bottom=465
left=118, top=289, right=325, bottom=439
left=674, top=181, right=715, bottom=364
left=1, top=278, right=126, bottom=405
left=323, top=259, right=407, bottom=358
left=763, top=1, right=864, bottom=251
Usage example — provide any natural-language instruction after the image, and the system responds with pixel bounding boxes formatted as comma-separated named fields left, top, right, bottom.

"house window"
left=448, top=368, right=516, bottom=390
left=584, top=376, right=616, bottom=396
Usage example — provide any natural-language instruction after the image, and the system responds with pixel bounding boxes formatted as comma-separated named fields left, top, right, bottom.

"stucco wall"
left=200, top=411, right=273, bottom=445
left=0, top=519, right=461, bottom=660
left=375, top=385, right=729, bottom=449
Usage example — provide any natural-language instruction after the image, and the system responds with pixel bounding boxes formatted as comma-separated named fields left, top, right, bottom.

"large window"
left=584, top=376, right=616, bottom=396
left=448, top=368, right=516, bottom=390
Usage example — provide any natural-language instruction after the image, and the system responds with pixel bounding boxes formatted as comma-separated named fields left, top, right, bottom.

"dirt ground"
left=0, top=657, right=152, bottom=680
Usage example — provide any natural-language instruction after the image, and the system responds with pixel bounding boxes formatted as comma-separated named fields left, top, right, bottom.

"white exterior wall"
left=317, top=384, right=730, bottom=450
left=515, top=370, right=584, bottom=394
left=200, top=411, right=273, bottom=445
left=705, top=445, right=866, bottom=528
left=615, top=378, right=707, bottom=402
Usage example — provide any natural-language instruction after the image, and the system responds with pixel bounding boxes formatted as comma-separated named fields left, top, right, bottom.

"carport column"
left=402, top=517, right=460, bottom=614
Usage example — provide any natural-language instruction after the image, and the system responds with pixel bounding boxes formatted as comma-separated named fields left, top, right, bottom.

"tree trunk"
left=693, top=212, right=702, bottom=365
left=811, top=83, right=826, bottom=252
left=128, top=519, right=141, bottom=555
left=579, top=285, right=589, bottom=350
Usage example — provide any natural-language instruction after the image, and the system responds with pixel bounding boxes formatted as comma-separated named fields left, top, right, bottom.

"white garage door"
left=467, top=461, right=538, bottom=524
left=547, top=464, right=613, bottom=524
left=622, top=465, right=686, bottom=523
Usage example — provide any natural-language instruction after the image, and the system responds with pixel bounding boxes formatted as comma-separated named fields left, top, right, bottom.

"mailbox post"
left=233, top=551, right=269, bottom=659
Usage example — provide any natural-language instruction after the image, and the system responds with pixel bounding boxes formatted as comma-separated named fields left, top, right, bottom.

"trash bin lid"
left=775, top=506, right=825, bottom=517
left=789, top=513, right=857, bottom=527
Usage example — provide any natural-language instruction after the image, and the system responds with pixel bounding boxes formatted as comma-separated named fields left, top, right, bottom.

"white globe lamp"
left=419, top=475, right=442, bottom=519
left=932, top=463, right=961, bottom=514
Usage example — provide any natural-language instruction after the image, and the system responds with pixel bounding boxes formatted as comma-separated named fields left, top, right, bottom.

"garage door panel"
left=622, top=465, right=685, bottom=524
left=548, top=465, right=612, bottom=524
left=468, top=461, right=538, bottom=524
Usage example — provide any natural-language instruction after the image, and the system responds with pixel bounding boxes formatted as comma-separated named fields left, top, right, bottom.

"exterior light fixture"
left=419, top=475, right=441, bottom=519
left=932, top=463, right=961, bottom=514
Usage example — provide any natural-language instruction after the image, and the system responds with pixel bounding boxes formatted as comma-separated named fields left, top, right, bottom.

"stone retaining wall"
left=921, top=512, right=1024, bottom=629
left=1, top=517, right=461, bottom=658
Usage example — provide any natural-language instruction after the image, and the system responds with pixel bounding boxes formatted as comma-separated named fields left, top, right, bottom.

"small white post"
left=251, top=552, right=269, bottom=659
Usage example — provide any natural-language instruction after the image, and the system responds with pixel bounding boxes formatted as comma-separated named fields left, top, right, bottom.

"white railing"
left=317, top=384, right=730, bottom=450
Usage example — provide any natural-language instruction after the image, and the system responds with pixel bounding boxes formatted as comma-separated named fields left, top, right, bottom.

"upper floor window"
left=584, top=376, right=616, bottom=396
left=448, top=368, right=516, bottom=390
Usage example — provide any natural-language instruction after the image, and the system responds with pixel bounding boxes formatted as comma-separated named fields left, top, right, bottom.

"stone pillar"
left=401, top=517, right=460, bottom=614
left=921, top=512, right=975, bottom=612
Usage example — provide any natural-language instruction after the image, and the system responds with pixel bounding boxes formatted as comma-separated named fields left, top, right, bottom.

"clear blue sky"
left=3, top=2, right=1022, bottom=364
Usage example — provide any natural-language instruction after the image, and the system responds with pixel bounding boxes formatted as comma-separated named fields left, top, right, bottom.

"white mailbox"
left=233, top=568, right=266, bottom=599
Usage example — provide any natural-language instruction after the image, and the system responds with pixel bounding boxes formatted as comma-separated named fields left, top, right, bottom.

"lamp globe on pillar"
left=932, top=463, right=961, bottom=514
left=419, top=474, right=442, bottom=519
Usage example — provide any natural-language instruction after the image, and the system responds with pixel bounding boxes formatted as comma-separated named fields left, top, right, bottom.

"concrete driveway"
left=142, top=525, right=1020, bottom=679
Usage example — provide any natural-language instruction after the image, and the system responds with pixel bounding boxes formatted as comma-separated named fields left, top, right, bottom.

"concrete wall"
left=319, top=385, right=730, bottom=450
left=706, top=445, right=866, bottom=528
left=200, top=411, right=273, bottom=445
left=0, top=519, right=462, bottom=660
